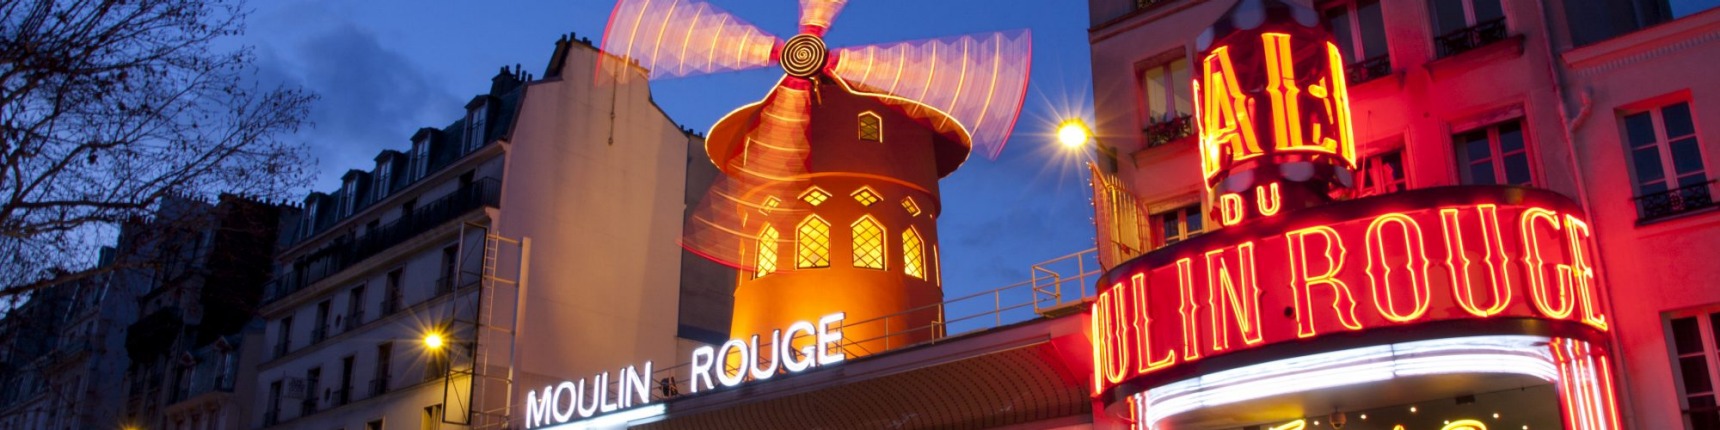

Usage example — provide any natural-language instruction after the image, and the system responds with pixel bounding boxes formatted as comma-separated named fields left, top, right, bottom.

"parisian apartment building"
left=248, top=33, right=731, bottom=430
left=1086, top=0, right=1720, bottom=427
left=0, top=193, right=289, bottom=430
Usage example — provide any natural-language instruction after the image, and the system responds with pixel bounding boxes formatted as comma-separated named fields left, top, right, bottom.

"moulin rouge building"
left=500, top=0, right=1720, bottom=429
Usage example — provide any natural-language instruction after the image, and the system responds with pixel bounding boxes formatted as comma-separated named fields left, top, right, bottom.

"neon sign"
left=524, top=312, right=847, bottom=429
left=1091, top=188, right=1608, bottom=397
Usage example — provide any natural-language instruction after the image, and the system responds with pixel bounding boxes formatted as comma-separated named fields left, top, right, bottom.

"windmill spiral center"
left=781, top=34, right=827, bottom=78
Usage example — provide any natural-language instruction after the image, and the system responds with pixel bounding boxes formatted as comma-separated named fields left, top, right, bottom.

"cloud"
left=247, top=5, right=461, bottom=191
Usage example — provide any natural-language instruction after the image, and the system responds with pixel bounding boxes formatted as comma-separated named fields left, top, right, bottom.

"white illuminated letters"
left=524, top=311, right=848, bottom=429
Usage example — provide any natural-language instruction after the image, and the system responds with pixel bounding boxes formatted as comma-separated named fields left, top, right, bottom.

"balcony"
left=381, top=296, right=401, bottom=315
left=264, top=410, right=279, bottom=426
left=1143, top=114, right=1194, bottom=149
left=268, top=178, right=501, bottom=303
left=1345, top=55, right=1392, bottom=84
left=335, top=387, right=351, bottom=406
left=273, top=341, right=289, bottom=359
left=1636, top=180, right=1717, bottom=223
left=369, top=377, right=390, bottom=397
left=311, top=325, right=328, bottom=343
left=300, top=397, right=318, bottom=415
left=1436, top=18, right=1508, bottom=58
left=344, top=310, right=365, bottom=331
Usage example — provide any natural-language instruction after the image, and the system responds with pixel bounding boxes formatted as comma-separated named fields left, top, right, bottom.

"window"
left=314, top=300, right=331, bottom=342
left=1158, top=204, right=1204, bottom=246
left=373, top=342, right=393, bottom=397
left=276, top=316, right=293, bottom=357
left=1624, top=101, right=1711, bottom=220
left=346, top=285, right=366, bottom=331
left=1138, top=53, right=1193, bottom=126
left=1668, top=312, right=1720, bottom=429
left=1431, top=0, right=1507, bottom=57
left=1455, top=121, right=1532, bottom=186
left=760, top=196, right=781, bottom=214
left=341, top=178, right=359, bottom=217
left=755, top=226, right=779, bottom=278
left=467, top=103, right=488, bottom=153
left=339, top=355, right=356, bottom=405
left=422, top=404, right=444, bottom=430
left=1325, top=0, right=1390, bottom=82
left=1358, top=148, right=1407, bottom=196
left=858, top=112, right=882, bottom=142
left=384, top=270, right=403, bottom=315
left=411, top=137, right=431, bottom=180
left=800, top=187, right=831, bottom=206
left=851, top=216, right=885, bottom=270
left=374, top=161, right=393, bottom=201
left=366, top=419, right=384, bottom=430
left=902, top=228, right=925, bottom=279
left=851, top=187, right=881, bottom=206
left=303, top=367, right=322, bottom=414
left=267, top=380, right=283, bottom=425
left=860, top=111, right=887, bottom=141
left=900, top=197, right=921, bottom=216
left=303, top=198, right=320, bottom=236
left=438, top=246, right=457, bottom=295
left=796, top=216, right=831, bottom=269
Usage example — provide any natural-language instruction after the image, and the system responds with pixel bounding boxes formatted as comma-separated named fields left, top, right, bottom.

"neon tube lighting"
left=1137, top=335, right=1556, bottom=428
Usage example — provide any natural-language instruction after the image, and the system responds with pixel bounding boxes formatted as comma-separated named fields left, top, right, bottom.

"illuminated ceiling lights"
left=1132, top=335, right=1560, bottom=429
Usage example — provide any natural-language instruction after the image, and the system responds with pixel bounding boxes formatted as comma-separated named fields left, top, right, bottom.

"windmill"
left=602, top=0, right=1032, bottom=356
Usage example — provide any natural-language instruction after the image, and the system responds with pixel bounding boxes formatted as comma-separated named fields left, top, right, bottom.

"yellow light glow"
left=424, top=333, right=445, bottom=350
left=1057, top=119, right=1091, bottom=149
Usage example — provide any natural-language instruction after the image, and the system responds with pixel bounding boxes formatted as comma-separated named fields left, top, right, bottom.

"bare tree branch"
left=0, top=0, right=313, bottom=294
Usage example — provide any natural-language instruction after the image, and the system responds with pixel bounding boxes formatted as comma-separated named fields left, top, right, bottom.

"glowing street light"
left=1057, top=119, right=1093, bottom=150
left=423, top=332, right=446, bottom=350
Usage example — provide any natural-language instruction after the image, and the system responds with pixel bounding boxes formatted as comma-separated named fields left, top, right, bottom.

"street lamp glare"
left=1057, top=120, right=1091, bottom=149
left=424, top=333, right=445, bottom=350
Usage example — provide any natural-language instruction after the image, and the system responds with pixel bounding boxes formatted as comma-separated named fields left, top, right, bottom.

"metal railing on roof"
left=579, top=248, right=1102, bottom=405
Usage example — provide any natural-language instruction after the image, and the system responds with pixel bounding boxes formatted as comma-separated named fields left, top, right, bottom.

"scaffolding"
left=442, top=222, right=529, bottom=429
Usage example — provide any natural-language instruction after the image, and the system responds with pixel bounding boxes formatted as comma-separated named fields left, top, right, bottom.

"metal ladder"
left=445, top=222, right=528, bottom=429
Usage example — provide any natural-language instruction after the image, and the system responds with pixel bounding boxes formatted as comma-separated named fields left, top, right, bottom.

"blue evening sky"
left=243, top=0, right=1101, bottom=319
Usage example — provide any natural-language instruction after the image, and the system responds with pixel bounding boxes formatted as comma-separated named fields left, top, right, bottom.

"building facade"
left=252, top=32, right=730, bottom=430
left=1085, top=0, right=1720, bottom=428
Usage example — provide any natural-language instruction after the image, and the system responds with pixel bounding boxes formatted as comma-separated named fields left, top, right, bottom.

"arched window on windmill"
left=755, top=225, right=779, bottom=278
left=858, top=111, right=882, bottom=142
left=796, top=216, right=831, bottom=269
left=852, top=216, right=885, bottom=270
left=902, top=227, right=925, bottom=279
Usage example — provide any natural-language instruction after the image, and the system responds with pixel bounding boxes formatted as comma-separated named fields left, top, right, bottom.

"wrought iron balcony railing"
left=345, top=310, right=364, bottom=331
left=1636, top=180, right=1717, bottom=223
left=1143, top=114, right=1194, bottom=148
left=369, top=377, right=390, bottom=397
left=1436, top=17, right=1508, bottom=58
left=267, top=178, right=500, bottom=303
left=1345, top=54, right=1392, bottom=84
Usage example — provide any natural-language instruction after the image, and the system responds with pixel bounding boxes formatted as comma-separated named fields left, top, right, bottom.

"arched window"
left=858, top=112, right=882, bottom=142
left=852, top=216, right=885, bottom=269
left=755, top=226, right=779, bottom=278
left=796, top=216, right=831, bottom=269
left=902, top=227, right=925, bottom=279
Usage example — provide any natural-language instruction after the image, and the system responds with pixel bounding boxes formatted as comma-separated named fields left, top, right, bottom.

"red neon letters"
left=1091, top=201, right=1608, bottom=396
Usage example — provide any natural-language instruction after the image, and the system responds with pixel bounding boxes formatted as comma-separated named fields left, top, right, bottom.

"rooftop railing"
left=607, top=248, right=1102, bottom=403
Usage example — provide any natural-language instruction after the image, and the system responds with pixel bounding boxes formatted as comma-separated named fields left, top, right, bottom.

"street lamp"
left=423, top=332, right=446, bottom=350
left=1057, top=119, right=1093, bottom=150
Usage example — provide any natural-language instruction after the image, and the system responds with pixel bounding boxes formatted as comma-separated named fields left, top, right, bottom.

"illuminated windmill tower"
left=602, top=0, right=1031, bottom=355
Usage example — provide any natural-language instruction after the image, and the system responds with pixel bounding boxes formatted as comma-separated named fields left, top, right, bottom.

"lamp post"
left=1056, top=118, right=1119, bottom=172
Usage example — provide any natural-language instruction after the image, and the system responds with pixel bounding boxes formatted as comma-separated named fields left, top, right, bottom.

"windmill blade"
left=683, top=81, right=816, bottom=270
left=799, top=0, right=847, bottom=36
left=602, top=0, right=780, bottom=79
left=830, top=30, right=1032, bottom=159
